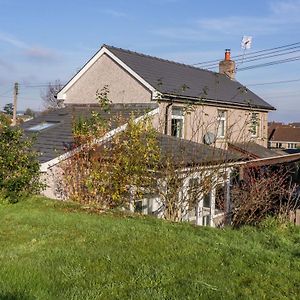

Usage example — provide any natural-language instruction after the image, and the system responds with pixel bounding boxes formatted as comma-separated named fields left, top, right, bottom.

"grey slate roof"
left=228, top=142, right=278, bottom=159
left=105, top=45, right=275, bottom=111
left=21, top=102, right=240, bottom=167
left=157, top=134, right=240, bottom=167
left=21, top=103, right=158, bottom=163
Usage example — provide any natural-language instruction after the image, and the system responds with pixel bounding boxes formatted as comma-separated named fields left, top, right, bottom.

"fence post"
left=289, top=210, right=296, bottom=224
left=296, top=209, right=300, bottom=226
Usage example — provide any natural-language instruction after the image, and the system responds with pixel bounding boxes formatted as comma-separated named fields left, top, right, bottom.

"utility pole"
left=12, top=82, right=18, bottom=126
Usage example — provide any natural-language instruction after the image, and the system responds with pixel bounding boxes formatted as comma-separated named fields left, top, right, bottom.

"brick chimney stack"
left=219, top=49, right=236, bottom=80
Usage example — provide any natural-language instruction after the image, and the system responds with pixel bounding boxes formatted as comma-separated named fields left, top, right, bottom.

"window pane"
left=172, top=107, right=183, bottom=116
left=171, top=119, right=183, bottom=138
left=217, top=120, right=225, bottom=137
left=217, top=111, right=226, bottom=137
left=203, top=193, right=211, bottom=208
left=218, top=110, right=225, bottom=118
left=188, top=178, right=199, bottom=204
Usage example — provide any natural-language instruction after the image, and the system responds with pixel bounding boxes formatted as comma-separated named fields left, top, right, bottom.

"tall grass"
left=0, top=197, right=299, bottom=299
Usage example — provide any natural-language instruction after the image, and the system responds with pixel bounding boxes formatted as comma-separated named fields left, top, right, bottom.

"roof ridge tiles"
left=102, top=44, right=219, bottom=76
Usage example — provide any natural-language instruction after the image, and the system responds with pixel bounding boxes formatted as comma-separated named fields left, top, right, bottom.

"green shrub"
left=0, top=114, right=44, bottom=203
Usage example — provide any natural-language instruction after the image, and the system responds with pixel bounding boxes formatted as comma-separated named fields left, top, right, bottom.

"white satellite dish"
left=241, top=36, right=252, bottom=50
left=203, top=132, right=216, bottom=145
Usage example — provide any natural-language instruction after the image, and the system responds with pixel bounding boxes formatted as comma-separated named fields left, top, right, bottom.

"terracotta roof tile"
left=270, top=127, right=300, bottom=143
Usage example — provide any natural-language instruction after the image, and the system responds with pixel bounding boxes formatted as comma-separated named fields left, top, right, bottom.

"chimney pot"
left=219, top=49, right=235, bottom=80
left=225, top=49, right=231, bottom=61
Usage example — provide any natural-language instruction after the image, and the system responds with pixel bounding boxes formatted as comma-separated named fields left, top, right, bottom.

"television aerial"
left=236, top=35, right=253, bottom=72
left=241, top=36, right=252, bottom=50
left=240, top=35, right=253, bottom=65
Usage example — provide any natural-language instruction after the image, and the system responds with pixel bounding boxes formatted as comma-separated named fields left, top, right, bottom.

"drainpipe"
left=165, top=102, right=172, bottom=135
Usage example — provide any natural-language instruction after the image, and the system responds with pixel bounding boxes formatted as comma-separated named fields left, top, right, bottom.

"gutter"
left=233, top=152, right=300, bottom=167
left=160, top=93, right=275, bottom=112
left=175, top=152, right=300, bottom=174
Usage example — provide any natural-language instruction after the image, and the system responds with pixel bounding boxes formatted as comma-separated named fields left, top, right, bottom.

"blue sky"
left=0, top=0, right=300, bottom=121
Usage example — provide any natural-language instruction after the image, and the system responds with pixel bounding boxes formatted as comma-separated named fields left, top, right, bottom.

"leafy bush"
left=63, top=114, right=160, bottom=209
left=0, top=114, right=44, bottom=203
left=231, top=167, right=300, bottom=227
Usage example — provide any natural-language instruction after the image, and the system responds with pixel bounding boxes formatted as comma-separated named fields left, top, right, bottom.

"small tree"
left=24, top=108, right=35, bottom=118
left=0, top=115, right=44, bottom=203
left=3, top=103, right=13, bottom=116
left=41, top=80, right=64, bottom=110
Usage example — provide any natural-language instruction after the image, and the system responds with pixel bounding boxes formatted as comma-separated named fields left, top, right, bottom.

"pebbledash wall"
left=159, top=101, right=268, bottom=148
left=64, top=54, right=152, bottom=104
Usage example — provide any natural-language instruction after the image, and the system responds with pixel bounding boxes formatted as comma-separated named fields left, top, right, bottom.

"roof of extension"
left=157, top=135, right=240, bottom=167
left=21, top=103, right=240, bottom=167
left=21, top=103, right=158, bottom=163
left=104, top=45, right=275, bottom=111
left=228, top=142, right=278, bottom=159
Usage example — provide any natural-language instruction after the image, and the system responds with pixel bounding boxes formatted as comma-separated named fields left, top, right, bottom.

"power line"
left=246, top=78, right=300, bottom=87
left=204, top=55, right=300, bottom=72
left=19, top=83, right=66, bottom=88
left=201, top=46, right=300, bottom=69
left=193, top=41, right=300, bottom=66
left=261, top=93, right=300, bottom=99
left=0, top=88, right=13, bottom=97
left=237, top=56, right=300, bottom=71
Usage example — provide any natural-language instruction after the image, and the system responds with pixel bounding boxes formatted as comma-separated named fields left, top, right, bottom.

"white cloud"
left=0, top=32, right=28, bottom=49
left=153, top=0, right=300, bottom=41
left=0, top=31, right=60, bottom=62
left=270, top=0, right=300, bottom=15
left=103, top=9, right=127, bottom=18
left=24, top=47, right=59, bottom=62
left=196, top=16, right=279, bottom=36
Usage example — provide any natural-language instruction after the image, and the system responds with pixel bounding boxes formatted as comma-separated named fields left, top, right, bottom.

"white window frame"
left=171, top=107, right=184, bottom=138
left=217, top=110, right=226, bottom=138
left=287, top=143, right=297, bottom=149
left=250, top=112, right=259, bottom=137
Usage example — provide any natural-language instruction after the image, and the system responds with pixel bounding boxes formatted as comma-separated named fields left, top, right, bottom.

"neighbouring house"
left=289, top=122, right=300, bottom=128
left=22, top=45, right=300, bottom=226
left=269, top=123, right=300, bottom=151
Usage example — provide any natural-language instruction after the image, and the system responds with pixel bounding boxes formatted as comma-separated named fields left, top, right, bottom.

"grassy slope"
left=0, top=197, right=300, bottom=300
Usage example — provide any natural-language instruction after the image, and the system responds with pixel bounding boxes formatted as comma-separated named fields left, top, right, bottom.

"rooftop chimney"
left=219, top=49, right=236, bottom=80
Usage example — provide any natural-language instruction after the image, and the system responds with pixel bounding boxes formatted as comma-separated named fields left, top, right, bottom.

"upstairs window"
left=250, top=112, right=259, bottom=137
left=217, top=110, right=226, bottom=138
left=171, top=107, right=184, bottom=138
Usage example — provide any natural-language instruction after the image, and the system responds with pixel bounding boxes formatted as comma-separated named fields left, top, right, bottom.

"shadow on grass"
left=292, top=249, right=300, bottom=258
left=0, top=293, right=35, bottom=300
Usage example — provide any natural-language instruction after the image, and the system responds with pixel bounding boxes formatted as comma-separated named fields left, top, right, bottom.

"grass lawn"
left=0, top=197, right=300, bottom=299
